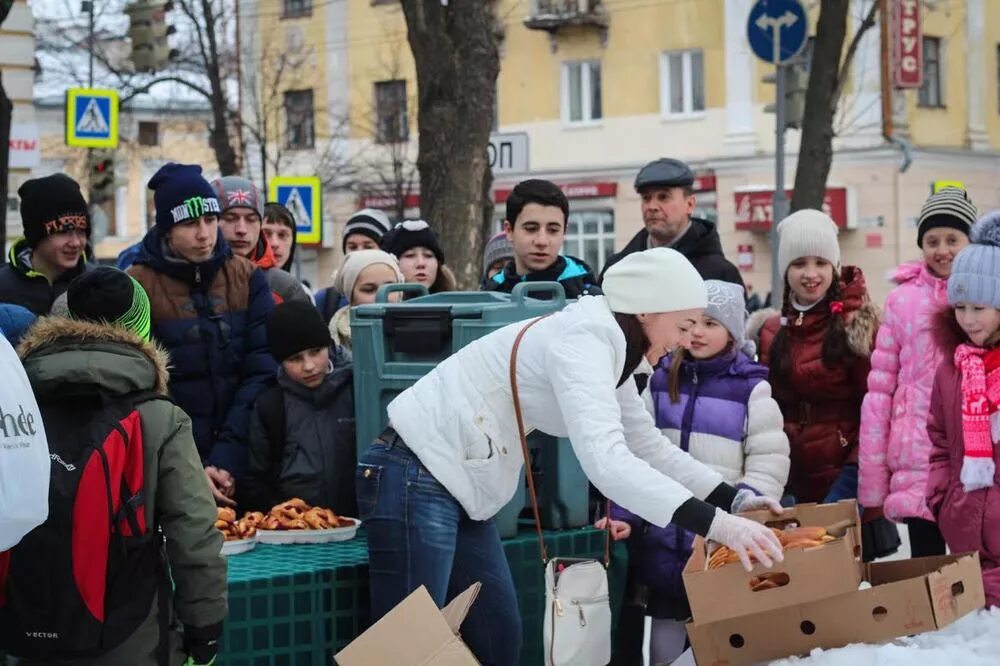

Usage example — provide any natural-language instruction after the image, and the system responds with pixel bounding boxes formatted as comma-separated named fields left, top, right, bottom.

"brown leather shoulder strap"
left=509, top=315, right=551, bottom=564
left=509, top=314, right=611, bottom=566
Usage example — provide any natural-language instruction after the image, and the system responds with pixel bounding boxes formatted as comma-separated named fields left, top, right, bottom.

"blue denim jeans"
left=356, top=433, right=523, bottom=666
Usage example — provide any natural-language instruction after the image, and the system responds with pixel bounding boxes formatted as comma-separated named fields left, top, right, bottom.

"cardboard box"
left=683, top=500, right=863, bottom=624
left=686, top=552, right=985, bottom=665
left=335, top=583, right=481, bottom=665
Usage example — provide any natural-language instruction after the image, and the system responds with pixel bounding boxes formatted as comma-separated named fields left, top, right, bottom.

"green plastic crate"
left=218, top=528, right=625, bottom=666
left=350, top=282, right=567, bottom=537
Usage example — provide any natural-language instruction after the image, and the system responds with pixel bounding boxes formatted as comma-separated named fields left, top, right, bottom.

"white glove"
left=706, top=509, right=784, bottom=572
left=731, top=488, right=784, bottom=515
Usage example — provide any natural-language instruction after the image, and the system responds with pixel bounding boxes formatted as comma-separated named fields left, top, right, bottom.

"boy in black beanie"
left=0, top=174, right=92, bottom=315
left=242, top=300, right=357, bottom=514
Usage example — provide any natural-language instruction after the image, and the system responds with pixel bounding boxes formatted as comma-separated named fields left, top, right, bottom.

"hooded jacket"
left=599, top=217, right=744, bottom=288
left=244, top=359, right=357, bottom=514
left=486, top=255, right=601, bottom=299
left=859, top=261, right=949, bottom=522
left=0, top=238, right=90, bottom=315
left=754, top=266, right=879, bottom=503
left=246, top=235, right=310, bottom=305
left=16, top=317, right=227, bottom=645
left=927, top=355, right=1000, bottom=607
left=126, top=227, right=277, bottom=476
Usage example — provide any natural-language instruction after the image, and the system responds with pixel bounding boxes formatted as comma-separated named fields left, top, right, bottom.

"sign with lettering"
left=893, top=0, right=922, bottom=88
left=488, top=132, right=529, bottom=175
left=9, top=123, right=40, bottom=169
left=734, top=187, right=852, bottom=231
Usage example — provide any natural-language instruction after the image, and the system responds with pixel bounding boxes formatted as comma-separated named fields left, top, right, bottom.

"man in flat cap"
left=599, top=158, right=743, bottom=288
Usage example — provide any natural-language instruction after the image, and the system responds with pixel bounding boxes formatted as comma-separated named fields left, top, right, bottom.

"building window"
left=371, top=0, right=396, bottom=5
left=375, top=79, right=408, bottom=144
left=284, top=89, right=315, bottom=149
left=282, top=0, right=311, bottom=18
left=565, top=210, right=614, bottom=273
left=562, top=61, right=602, bottom=123
left=660, top=49, right=705, bottom=117
left=137, top=121, right=159, bottom=146
left=918, top=36, right=943, bottom=107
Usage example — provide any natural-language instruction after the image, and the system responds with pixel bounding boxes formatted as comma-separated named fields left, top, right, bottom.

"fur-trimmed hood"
left=18, top=316, right=171, bottom=397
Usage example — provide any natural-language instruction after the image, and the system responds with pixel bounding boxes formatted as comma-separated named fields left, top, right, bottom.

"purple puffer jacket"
left=610, top=351, right=782, bottom=616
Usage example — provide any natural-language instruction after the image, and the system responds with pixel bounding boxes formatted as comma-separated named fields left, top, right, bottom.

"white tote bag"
left=510, top=316, right=612, bottom=666
left=0, top=333, right=49, bottom=550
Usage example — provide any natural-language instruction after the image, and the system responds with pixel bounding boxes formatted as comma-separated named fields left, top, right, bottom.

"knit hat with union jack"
left=211, top=176, right=264, bottom=218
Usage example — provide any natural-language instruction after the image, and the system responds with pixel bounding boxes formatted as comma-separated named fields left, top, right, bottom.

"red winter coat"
left=755, top=266, right=879, bottom=503
left=927, top=356, right=1000, bottom=608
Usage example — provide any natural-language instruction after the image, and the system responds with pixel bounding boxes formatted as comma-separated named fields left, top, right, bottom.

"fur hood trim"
left=746, top=308, right=780, bottom=346
left=845, top=302, right=880, bottom=358
left=18, top=316, right=171, bottom=395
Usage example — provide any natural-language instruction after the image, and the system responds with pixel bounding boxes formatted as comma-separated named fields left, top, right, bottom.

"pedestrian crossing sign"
left=270, top=176, right=322, bottom=245
left=65, top=88, right=119, bottom=148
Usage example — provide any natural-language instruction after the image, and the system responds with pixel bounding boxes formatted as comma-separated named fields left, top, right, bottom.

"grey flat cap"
left=634, top=158, right=694, bottom=192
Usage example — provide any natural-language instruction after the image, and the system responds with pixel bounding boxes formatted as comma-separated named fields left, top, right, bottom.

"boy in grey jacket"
left=243, top=301, right=357, bottom=515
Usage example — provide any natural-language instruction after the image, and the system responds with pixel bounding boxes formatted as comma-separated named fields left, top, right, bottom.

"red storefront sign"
left=691, top=171, right=717, bottom=193
left=737, top=244, right=754, bottom=272
left=494, top=181, right=617, bottom=203
left=734, top=187, right=851, bottom=231
left=892, top=0, right=922, bottom=88
left=358, top=193, right=422, bottom=210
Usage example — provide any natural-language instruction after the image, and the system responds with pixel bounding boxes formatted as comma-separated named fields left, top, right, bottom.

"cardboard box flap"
left=441, top=583, right=481, bottom=634
left=335, top=586, right=459, bottom=665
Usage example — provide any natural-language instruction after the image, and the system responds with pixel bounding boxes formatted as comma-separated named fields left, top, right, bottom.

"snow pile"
left=772, top=607, right=1000, bottom=665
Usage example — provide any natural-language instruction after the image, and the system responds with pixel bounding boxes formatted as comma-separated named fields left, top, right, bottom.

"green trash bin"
left=350, top=282, right=567, bottom=537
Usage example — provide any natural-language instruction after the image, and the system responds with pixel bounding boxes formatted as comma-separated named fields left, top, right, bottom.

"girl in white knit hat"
left=328, top=249, right=405, bottom=351
left=750, top=209, right=899, bottom=560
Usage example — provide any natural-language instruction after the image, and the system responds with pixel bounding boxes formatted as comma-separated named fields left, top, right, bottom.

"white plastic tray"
left=256, top=518, right=361, bottom=544
left=221, top=536, right=258, bottom=556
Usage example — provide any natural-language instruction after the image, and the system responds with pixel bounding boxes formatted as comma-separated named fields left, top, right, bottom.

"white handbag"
left=510, top=316, right=612, bottom=666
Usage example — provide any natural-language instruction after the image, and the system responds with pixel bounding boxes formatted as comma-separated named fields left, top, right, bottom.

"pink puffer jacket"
left=859, top=261, right=948, bottom=522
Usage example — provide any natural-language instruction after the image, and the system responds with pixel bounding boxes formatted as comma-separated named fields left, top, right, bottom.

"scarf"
left=954, top=344, right=1000, bottom=492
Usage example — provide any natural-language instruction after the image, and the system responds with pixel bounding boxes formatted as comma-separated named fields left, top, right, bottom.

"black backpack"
left=0, top=390, right=170, bottom=661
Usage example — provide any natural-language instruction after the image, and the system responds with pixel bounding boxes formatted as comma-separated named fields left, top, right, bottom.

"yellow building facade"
left=248, top=0, right=1000, bottom=301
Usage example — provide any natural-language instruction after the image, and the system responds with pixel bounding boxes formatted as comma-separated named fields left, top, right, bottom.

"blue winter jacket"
left=127, top=227, right=277, bottom=476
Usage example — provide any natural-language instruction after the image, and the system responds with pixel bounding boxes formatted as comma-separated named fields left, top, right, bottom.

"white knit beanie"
left=776, top=209, right=841, bottom=277
left=603, top=247, right=707, bottom=314
left=332, top=249, right=404, bottom=303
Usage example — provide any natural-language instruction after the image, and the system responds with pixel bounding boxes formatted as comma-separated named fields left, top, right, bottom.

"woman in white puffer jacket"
left=355, top=248, right=784, bottom=666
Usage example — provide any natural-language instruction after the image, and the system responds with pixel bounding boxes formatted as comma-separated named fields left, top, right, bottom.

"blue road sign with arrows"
left=747, top=0, right=808, bottom=65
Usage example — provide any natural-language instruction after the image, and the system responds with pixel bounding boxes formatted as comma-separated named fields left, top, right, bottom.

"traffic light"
left=126, top=0, right=177, bottom=73
left=89, top=149, right=116, bottom=205
left=763, top=60, right=809, bottom=130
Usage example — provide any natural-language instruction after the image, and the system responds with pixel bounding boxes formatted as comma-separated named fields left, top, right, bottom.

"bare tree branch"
left=831, top=0, right=879, bottom=108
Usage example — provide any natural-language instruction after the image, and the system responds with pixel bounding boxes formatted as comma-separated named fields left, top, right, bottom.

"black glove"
left=183, top=622, right=222, bottom=665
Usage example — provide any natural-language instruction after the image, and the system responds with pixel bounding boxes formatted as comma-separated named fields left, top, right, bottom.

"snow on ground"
left=772, top=524, right=999, bottom=665
left=771, top=607, right=1000, bottom=666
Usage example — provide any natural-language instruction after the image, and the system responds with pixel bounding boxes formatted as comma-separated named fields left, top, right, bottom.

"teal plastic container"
left=526, top=433, right=591, bottom=530
left=350, top=282, right=567, bottom=537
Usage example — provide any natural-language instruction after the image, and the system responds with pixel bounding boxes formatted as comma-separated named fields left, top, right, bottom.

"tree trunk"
left=399, top=0, right=500, bottom=289
left=790, top=0, right=850, bottom=212
left=200, top=0, right=240, bottom=175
